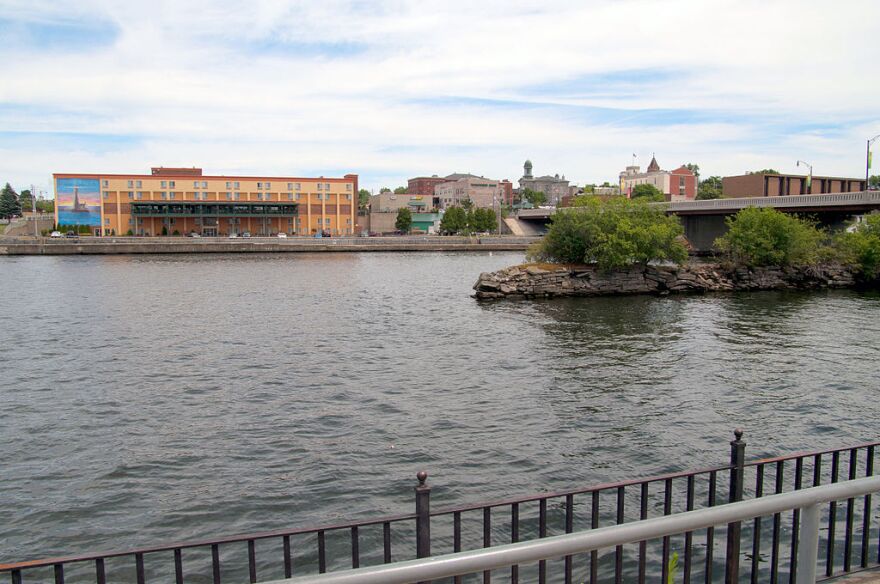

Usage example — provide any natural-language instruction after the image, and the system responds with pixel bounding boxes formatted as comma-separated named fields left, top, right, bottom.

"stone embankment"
left=473, top=261, right=865, bottom=299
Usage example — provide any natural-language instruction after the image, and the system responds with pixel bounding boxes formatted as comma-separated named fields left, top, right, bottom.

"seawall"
left=0, top=236, right=539, bottom=256
left=473, top=261, right=868, bottom=299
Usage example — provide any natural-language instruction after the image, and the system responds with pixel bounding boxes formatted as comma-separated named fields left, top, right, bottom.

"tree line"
left=0, top=183, right=54, bottom=219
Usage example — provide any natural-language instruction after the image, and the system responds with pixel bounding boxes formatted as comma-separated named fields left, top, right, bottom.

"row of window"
left=117, top=192, right=352, bottom=201
left=103, top=179, right=353, bottom=191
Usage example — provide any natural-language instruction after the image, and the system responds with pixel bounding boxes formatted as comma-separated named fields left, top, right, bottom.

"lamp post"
left=867, top=134, right=880, bottom=191
left=796, top=160, right=813, bottom=194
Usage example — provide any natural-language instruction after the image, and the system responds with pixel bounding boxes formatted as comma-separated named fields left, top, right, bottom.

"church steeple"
left=647, top=153, right=660, bottom=173
left=523, top=159, right=533, bottom=179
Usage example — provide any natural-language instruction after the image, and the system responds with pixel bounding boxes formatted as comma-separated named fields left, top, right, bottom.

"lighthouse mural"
left=55, top=178, right=101, bottom=228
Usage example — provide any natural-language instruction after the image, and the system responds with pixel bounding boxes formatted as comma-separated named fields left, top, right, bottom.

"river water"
left=1, top=252, right=879, bottom=580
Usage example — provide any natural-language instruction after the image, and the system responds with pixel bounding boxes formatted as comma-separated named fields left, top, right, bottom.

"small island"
left=474, top=197, right=880, bottom=299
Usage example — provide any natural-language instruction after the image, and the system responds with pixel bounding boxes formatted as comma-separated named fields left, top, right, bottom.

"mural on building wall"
left=56, top=178, right=101, bottom=227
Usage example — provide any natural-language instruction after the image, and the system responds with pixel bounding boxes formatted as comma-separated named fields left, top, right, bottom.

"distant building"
left=722, top=173, right=867, bottom=198
left=518, top=160, right=570, bottom=205
left=408, top=175, right=449, bottom=198
left=619, top=155, right=696, bottom=201
left=54, top=166, right=357, bottom=237
left=435, top=174, right=506, bottom=209
left=370, top=191, right=432, bottom=213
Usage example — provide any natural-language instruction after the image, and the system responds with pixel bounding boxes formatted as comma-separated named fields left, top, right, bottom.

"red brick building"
left=407, top=176, right=449, bottom=197
left=722, top=173, right=867, bottom=198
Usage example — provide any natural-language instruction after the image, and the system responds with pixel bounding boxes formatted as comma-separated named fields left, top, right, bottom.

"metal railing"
left=271, top=475, right=880, bottom=584
left=1, top=431, right=878, bottom=583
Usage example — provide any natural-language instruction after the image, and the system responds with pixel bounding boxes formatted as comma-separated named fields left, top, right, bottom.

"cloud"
left=0, top=0, right=878, bottom=193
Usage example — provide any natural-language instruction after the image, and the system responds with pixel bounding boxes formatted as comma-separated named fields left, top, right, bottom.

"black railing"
left=130, top=203, right=298, bottom=217
left=2, top=431, right=878, bottom=583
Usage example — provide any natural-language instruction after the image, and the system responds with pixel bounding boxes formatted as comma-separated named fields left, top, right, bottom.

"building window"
left=346, top=184, right=352, bottom=191
left=325, top=183, right=330, bottom=190
left=137, top=192, right=143, bottom=199
left=161, top=192, right=167, bottom=200
left=127, top=180, right=133, bottom=188
left=201, top=181, right=207, bottom=188
left=226, top=181, right=231, bottom=189
left=103, top=191, right=109, bottom=199
left=288, top=193, right=293, bottom=201
left=169, top=181, right=175, bottom=188
left=161, top=181, right=167, bottom=188
left=128, top=192, right=134, bottom=199
left=295, top=183, right=301, bottom=190
left=105, top=218, right=110, bottom=225
left=226, top=192, right=232, bottom=200
left=234, top=182, right=240, bottom=189
left=194, top=181, right=200, bottom=188
left=136, top=180, right=142, bottom=188
left=317, top=183, right=322, bottom=190
left=257, top=182, right=263, bottom=189
left=346, top=194, right=351, bottom=200
left=265, top=182, right=271, bottom=189
left=169, top=192, right=175, bottom=200
left=102, top=180, right=108, bottom=187
left=295, top=193, right=301, bottom=200
left=325, top=218, right=331, bottom=225
left=287, top=182, right=293, bottom=190
left=235, top=193, right=240, bottom=200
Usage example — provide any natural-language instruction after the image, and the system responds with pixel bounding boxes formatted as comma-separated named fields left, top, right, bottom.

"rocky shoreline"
left=473, top=261, right=868, bottom=300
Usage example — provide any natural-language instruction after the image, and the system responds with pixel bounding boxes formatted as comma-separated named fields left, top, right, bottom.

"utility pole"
left=31, top=184, right=38, bottom=237
left=867, top=135, right=880, bottom=191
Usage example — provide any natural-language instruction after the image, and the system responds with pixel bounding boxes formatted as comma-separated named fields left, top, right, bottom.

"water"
left=1, top=252, right=879, bottom=576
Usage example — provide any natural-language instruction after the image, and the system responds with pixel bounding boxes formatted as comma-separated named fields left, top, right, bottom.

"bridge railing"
left=667, top=191, right=880, bottom=212
left=1, top=432, right=877, bottom=583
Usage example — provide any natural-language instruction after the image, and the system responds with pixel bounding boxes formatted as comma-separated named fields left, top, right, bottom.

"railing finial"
left=734, top=428, right=744, bottom=441
left=416, top=471, right=428, bottom=487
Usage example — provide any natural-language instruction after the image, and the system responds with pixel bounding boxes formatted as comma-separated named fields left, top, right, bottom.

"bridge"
left=516, top=191, right=880, bottom=251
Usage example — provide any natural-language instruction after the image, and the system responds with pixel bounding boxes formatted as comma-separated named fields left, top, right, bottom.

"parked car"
left=241, top=231, right=251, bottom=238
left=64, top=231, right=79, bottom=238
left=228, top=233, right=239, bottom=238
left=277, top=232, right=288, bottom=238
left=49, top=231, right=62, bottom=238
left=188, top=232, right=201, bottom=238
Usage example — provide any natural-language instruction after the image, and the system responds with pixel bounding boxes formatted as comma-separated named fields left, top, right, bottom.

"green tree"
left=630, top=183, right=665, bottom=202
left=749, top=169, right=780, bottom=175
left=522, top=188, right=547, bottom=207
left=714, top=207, right=825, bottom=267
left=0, top=183, right=21, bottom=219
left=395, top=207, right=412, bottom=233
left=19, top=189, right=34, bottom=212
left=697, top=176, right=723, bottom=200
left=440, top=206, right=467, bottom=235
left=393, top=186, right=407, bottom=194
left=528, top=197, right=687, bottom=270
left=358, top=188, right=370, bottom=209
left=869, top=175, right=880, bottom=188
left=684, top=163, right=700, bottom=180
left=475, top=208, right=497, bottom=232
left=379, top=187, right=391, bottom=193
left=836, top=214, right=880, bottom=277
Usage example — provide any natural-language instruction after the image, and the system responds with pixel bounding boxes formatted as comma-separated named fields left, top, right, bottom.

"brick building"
left=722, top=173, right=867, bottom=198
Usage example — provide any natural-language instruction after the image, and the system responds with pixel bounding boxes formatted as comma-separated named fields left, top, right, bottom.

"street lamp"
left=867, top=134, right=880, bottom=191
left=796, top=160, right=813, bottom=194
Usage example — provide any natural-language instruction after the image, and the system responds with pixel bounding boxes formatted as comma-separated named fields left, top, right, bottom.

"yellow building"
left=53, top=167, right=359, bottom=237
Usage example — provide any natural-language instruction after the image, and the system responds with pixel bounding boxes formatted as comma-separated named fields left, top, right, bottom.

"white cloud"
left=0, top=0, right=878, bottom=192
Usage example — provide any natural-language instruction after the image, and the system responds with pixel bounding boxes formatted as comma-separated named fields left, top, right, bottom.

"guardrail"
left=1, top=431, right=877, bottom=583
left=272, top=476, right=880, bottom=584
left=667, top=191, right=880, bottom=212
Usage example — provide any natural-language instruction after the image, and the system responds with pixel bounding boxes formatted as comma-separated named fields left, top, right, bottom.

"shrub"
left=835, top=214, right=880, bottom=277
left=630, top=183, right=665, bottom=202
left=714, top=207, right=825, bottom=267
left=126, top=229, right=134, bottom=236
left=528, top=197, right=687, bottom=270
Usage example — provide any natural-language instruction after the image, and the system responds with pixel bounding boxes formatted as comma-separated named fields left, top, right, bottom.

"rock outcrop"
left=473, top=262, right=862, bottom=300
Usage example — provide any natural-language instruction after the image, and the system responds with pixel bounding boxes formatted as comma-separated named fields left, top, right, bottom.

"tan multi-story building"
left=53, top=167, right=358, bottom=237
left=435, top=174, right=506, bottom=209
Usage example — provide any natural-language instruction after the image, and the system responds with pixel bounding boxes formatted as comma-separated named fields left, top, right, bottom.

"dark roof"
left=647, top=155, right=660, bottom=173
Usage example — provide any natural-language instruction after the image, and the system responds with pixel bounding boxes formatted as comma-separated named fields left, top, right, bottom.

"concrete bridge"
left=516, top=191, right=880, bottom=251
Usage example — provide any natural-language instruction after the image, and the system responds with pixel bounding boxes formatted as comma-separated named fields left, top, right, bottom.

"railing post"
left=797, top=504, right=821, bottom=584
left=726, top=428, right=746, bottom=584
left=415, top=471, right=431, bottom=559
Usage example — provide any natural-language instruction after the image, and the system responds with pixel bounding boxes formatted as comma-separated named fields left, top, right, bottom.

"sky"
left=1, top=0, right=879, bottom=196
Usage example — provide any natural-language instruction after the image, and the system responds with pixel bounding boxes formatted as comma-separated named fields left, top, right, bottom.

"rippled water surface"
left=2, top=252, right=879, bottom=572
